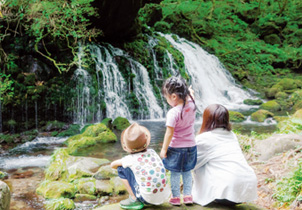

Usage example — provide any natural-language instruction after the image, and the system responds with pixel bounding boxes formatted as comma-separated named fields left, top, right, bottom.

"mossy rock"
left=67, top=131, right=117, bottom=155
left=58, top=124, right=81, bottom=137
left=77, top=178, right=96, bottom=195
left=265, top=85, right=283, bottom=99
left=101, top=118, right=112, bottom=129
left=93, top=165, right=118, bottom=180
left=260, top=100, right=281, bottom=112
left=74, top=194, right=97, bottom=202
left=275, top=92, right=288, bottom=100
left=95, top=180, right=114, bottom=195
left=251, top=110, right=274, bottom=122
left=229, top=111, right=245, bottom=122
left=243, top=99, right=263, bottom=105
left=293, top=109, right=302, bottom=119
left=43, top=120, right=66, bottom=132
left=36, top=180, right=77, bottom=199
left=95, top=131, right=117, bottom=143
left=277, top=78, right=297, bottom=91
left=274, top=116, right=289, bottom=122
left=45, top=198, right=75, bottom=210
left=289, top=90, right=302, bottom=106
left=112, top=117, right=131, bottom=131
left=82, top=123, right=108, bottom=137
left=45, top=149, right=70, bottom=181
left=110, top=177, right=127, bottom=195
left=79, top=124, right=93, bottom=134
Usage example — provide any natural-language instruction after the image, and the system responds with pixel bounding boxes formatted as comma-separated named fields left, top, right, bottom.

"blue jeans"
left=117, top=166, right=148, bottom=204
left=170, top=170, right=193, bottom=198
left=163, top=146, right=197, bottom=172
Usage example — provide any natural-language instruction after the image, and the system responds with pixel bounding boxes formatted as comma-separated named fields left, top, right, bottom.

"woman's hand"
left=160, top=148, right=167, bottom=159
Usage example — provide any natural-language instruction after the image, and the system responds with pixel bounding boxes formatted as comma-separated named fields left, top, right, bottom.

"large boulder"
left=254, top=134, right=302, bottom=161
left=36, top=180, right=77, bottom=199
left=112, top=117, right=131, bottom=131
left=260, top=100, right=281, bottom=112
left=251, top=110, right=274, bottom=122
left=229, top=111, right=245, bottom=122
left=0, top=181, right=10, bottom=210
left=93, top=165, right=118, bottom=180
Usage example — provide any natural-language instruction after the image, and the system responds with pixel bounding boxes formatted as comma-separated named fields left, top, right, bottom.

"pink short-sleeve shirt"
left=166, top=100, right=196, bottom=148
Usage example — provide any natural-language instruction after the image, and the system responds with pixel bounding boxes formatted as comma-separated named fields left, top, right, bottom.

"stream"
left=0, top=119, right=276, bottom=210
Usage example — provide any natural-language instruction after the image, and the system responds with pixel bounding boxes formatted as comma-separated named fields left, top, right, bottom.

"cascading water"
left=72, top=33, right=258, bottom=124
left=161, top=33, right=257, bottom=111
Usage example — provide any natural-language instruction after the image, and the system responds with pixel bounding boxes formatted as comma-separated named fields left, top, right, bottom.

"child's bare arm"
left=110, top=159, right=122, bottom=169
left=160, top=126, right=174, bottom=158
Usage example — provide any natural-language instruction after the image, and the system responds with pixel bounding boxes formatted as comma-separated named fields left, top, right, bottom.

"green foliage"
left=273, top=162, right=302, bottom=207
left=2, top=0, right=101, bottom=73
left=0, top=73, right=14, bottom=101
left=157, top=0, right=302, bottom=91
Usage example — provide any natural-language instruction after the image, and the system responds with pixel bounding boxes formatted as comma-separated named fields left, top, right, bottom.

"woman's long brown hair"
left=199, top=104, right=232, bottom=134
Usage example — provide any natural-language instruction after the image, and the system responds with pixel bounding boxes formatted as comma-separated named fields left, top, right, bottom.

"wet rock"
left=74, top=194, right=97, bottom=202
left=77, top=178, right=96, bottom=195
left=112, top=117, right=131, bottom=131
left=45, top=198, right=75, bottom=210
left=255, top=134, right=302, bottom=161
left=95, top=180, right=113, bottom=195
left=93, top=165, right=118, bottom=180
left=36, top=180, right=76, bottom=199
left=110, top=177, right=126, bottom=195
left=229, top=111, right=245, bottom=122
left=251, top=110, right=274, bottom=122
left=0, top=180, right=10, bottom=210
left=67, top=157, right=110, bottom=181
left=260, top=100, right=281, bottom=112
left=243, top=99, right=263, bottom=105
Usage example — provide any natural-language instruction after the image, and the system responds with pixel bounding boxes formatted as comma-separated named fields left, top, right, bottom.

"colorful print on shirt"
left=133, top=150, right=167, bottom=194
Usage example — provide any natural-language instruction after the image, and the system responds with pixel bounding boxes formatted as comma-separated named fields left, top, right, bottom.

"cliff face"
left=90, top=0, right=162, bottom=41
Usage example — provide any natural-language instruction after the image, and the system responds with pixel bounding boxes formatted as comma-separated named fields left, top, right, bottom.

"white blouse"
left=192, top=128, right=257, bottom=206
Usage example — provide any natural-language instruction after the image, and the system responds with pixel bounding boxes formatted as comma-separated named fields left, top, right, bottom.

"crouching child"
left=111, top=123, right=171, bottom=210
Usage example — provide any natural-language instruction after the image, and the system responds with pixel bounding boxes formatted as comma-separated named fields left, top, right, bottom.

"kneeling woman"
left=192, top=104, right=257, bottom=206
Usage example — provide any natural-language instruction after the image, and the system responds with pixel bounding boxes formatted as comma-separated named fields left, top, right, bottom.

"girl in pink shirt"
left=160, top=76, right=197, bottom=205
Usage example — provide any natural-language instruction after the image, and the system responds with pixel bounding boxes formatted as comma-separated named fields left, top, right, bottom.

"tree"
left=0, top=73, right=14, bottom=133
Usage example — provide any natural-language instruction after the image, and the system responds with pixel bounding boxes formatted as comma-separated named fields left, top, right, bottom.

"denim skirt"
left=163, top=146, right=197, bottom=172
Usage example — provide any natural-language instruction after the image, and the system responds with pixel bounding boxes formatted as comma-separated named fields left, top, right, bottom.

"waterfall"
left=161, top=33, right=257, bottom=111
left=73, top=43, right=164, bottom=123
left=72, top=34, right=257, bottom=124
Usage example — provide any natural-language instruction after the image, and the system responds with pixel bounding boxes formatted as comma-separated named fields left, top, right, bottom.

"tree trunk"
left=35, top=100, right=38, bottom=130
left=0, top=93, right=2, bottom=133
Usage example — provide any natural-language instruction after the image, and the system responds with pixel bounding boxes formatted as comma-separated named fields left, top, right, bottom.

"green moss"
left=243, top=99, right=263, bottom=105
left=293, top=101, right=302, bottom=111
left=82, top=123, right=108, bottom=137
left=229, top=111, right=245, bottom=122
left=277, top=78, right=297, bottom=91
left=154, top=21, right=171, bottom=33
left=45, top=198, right=75, bottom=210
left=77, top=178, right=96, bottom=195
left=266, top=85, right=283, bottom=99
left=289, top=90, right=302, bottom=106
left=67, top=137, right=97, bottom=155
left=260, top=100, right=281, bottom=112
left=74, top=194, right=97, bottom=202
left=275, top=92, right=288, bottom=100
left=45, top=149, right=70, bottom=181
left=112, top=117, right=131, bottom=131
left=58, top=124, right=81, bottom=137
left=250, top=110, right=274, bottom=122
left=101, top=118, right=112, bottom=129
left=36, top=180, right=77, bottom=199
left=95, top=131, right=117, bottom=143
